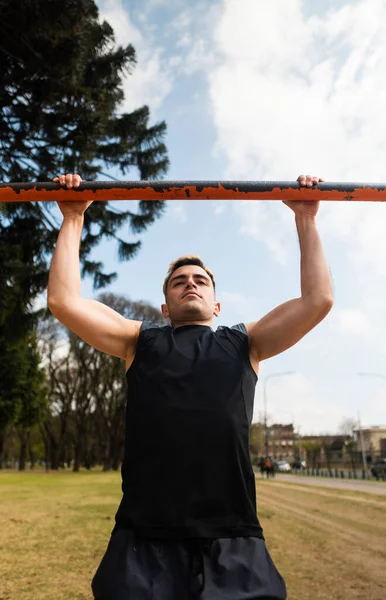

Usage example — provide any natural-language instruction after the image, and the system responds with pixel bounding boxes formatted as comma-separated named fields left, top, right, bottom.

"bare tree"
left=338, top=417, right=357, bottom=437
left=36, top=293, right=164, bottom=471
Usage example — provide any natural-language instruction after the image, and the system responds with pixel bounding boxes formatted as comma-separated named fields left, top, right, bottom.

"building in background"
left=300, top=434, right=351, bottom=469
left=266, top=423, right=297, bottom=459
left=251, top=422, right=386, bottom=466
left=353, top=426, right=386, bottom=458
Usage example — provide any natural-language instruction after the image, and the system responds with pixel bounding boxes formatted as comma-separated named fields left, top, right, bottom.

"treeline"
left=1, top=293, right=165, bottom=471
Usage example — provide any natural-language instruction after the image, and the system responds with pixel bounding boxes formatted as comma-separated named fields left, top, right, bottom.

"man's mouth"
left=182, top=292, right=201, bottom=299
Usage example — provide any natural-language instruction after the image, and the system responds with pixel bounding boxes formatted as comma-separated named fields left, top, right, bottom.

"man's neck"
left=171, top=319, right=213, bottom=329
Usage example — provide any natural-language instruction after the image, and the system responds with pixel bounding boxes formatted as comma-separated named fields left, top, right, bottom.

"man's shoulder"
left=216, top=323, right=248, bottom=336
left=140, top=321, right=170, bottom=334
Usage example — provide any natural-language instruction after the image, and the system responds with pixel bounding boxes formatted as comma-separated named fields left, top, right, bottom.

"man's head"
left=162, top=255, right=220, bottom=325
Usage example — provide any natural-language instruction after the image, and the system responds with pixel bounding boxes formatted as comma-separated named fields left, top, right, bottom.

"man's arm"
left=47, top=174, right=141, bottom=361
left=245, top=174, right=333, bottom=363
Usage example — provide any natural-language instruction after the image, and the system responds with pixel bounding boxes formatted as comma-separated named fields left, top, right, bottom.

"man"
left=47, top=173, right=333, bottom=600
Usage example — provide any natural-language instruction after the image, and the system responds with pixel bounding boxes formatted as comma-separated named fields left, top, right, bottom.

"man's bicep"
left=48, top=297, right=142, bottom=360
left=246, top=297, right=331, bottom=362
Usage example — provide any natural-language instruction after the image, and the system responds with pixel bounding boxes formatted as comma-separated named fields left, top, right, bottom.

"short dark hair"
left=163, top=255, right=216, bottom=297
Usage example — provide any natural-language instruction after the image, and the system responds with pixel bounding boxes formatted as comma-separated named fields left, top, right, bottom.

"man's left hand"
left=283, top=174, right=324, bottom=218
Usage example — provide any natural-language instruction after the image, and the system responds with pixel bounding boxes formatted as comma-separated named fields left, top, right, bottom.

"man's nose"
left=185, top=278, right=197, bottom=288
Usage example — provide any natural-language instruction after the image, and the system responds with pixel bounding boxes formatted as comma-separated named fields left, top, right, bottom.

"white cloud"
left=319, top=202, right=386, bottom=281
left=96, top=0, right=222, bottom=116
left=218, top=291, right=258, bottom=323
left=331, top=307, right=374, bottom=338
left=212, top=201, right=227, bottom=215
left=169, top=202, right=187, bottom=223
left=97, top=0, right=174, bottom=112
left=373, top=386, right=386, bottom=417
left=204, top=0, right=386, bottom=269
left=235, top=200, right=296, bottom=265
left=210, top=0, right=386, bottom=179
left=168, top=3, right=221, bottom=74
left=254, top=372, right=348, bottom=434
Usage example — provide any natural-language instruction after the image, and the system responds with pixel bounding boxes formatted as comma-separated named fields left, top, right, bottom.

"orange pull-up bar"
left=1, top=181, right=386, bottom=203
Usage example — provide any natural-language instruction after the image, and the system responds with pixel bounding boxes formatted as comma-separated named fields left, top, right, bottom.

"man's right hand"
left=53, top=173, right=94, bottom=217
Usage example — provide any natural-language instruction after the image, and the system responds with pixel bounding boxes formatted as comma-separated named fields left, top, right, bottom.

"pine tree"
left=0, top=0, right=170, bottom=454
left=13, top=330, right=49, bottom=470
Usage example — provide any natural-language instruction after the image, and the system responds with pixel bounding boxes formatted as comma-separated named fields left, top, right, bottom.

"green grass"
left=0, top=470, right=385, bottom=599
left=0, top=470, right=118, bottom=600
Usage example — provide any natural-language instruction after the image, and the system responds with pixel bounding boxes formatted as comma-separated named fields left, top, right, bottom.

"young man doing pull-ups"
left=48, top=173, right=333, bottom=600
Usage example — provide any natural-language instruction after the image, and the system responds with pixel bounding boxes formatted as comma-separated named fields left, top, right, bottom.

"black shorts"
left=91, top=527, right=287, bottom=600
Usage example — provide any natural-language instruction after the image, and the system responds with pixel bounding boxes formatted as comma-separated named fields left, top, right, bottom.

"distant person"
left=259, top=456, right=266, bottom=478
left=265, top=457, right=275, bottom=479
left=48, top=173, right=333, bottom=600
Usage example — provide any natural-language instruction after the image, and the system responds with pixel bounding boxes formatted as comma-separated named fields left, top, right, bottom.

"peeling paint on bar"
left=1, top=181, right=386, bottom=202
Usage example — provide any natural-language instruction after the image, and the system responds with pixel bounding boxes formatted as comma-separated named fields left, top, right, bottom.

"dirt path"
left=256, top=479, right=386, bottom=600
left=257, top=488, right=386, bottom=555
left=269, top=473, right=386, bottom=494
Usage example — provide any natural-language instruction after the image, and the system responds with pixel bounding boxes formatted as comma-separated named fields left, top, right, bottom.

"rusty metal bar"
left=1, top=180, right=386, bottom=202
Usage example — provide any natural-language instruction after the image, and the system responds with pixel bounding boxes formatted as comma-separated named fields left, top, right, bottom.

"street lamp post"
left=263, top=371, right=296, bottom=457
left=297, top=426, right=302, bottom=461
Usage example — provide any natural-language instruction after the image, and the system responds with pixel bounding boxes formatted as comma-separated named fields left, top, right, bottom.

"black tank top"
left=115, top=322, right=264, bottom=540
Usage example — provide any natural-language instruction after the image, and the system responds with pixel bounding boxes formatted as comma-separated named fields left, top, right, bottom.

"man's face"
left=161, top=265, right=220, bottom=323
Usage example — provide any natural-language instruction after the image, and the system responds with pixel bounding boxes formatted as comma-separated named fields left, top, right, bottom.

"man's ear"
left=161, top=303, right=169, bottom=319
left=213, top=301, right=221, bottom=317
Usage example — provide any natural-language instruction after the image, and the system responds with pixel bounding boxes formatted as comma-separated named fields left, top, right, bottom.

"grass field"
left=0, top=470, right=385, bottom=599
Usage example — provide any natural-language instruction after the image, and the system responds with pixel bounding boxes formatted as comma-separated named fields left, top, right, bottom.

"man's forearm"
left=296, top=214, right=333, bottom=303
left=47, top=215, right=84, bottom=304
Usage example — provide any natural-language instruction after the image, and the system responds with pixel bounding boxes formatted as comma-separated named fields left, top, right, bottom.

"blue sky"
left=40, top=0, right=386, bottom=434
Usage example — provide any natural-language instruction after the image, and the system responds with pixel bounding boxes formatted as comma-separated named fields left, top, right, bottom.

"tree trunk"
left=18, top=429, right=29, bottom=471
left=29, top=447, right=35, bottom=469
left=102, top=438, right=111, bottom=471
left=103, top=458, right=112, bottom=471
left=73, top=434, right=83, bottom=472
left=73, top=451, right=80, bottom=472
left=49, top=434, right=60, bottom=470
left=0, top=427, right=6, bottom=469
left=111, top=435, right=124, bottom=471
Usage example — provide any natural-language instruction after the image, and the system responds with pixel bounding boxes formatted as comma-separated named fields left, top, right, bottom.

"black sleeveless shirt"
left=115, top=322, right=264, bottom=540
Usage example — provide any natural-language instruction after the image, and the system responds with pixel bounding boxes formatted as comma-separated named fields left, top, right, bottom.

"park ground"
left=0, top=470, right=385, bottom=599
